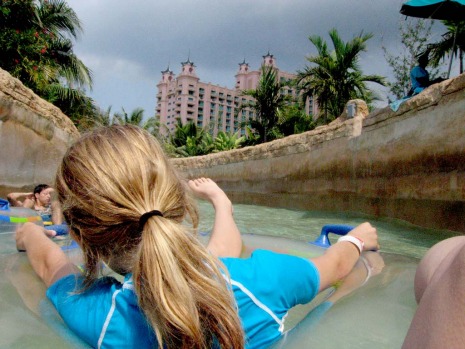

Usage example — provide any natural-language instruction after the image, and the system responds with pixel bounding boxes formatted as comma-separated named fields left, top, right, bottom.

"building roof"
left=181, top=57, right=195, bottom=66
left=161, top=65, right=172, bottom=74
left=238, top=59, right=248, bottom=66
left=262, top=51, right=273, bottom=59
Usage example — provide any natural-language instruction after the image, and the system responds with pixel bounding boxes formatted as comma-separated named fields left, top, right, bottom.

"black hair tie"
left=139, top=210, right=164, bottom=230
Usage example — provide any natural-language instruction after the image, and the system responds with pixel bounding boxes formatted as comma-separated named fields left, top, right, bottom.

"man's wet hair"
left=34, top=184, right=50, bottom=195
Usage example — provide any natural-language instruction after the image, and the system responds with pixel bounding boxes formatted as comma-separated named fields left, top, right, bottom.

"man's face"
left=35, top=188, right=51, bottom=206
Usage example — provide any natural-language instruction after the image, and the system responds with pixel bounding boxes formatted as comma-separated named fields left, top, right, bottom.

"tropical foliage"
left=276, top=104, right=316, bottom=136
left=0, top=0, right=93, bottom=119
left=113, top=107, right=162, bottom=138
left=114, top=107, right=145, bottom=126
left=166, top=120, right=213, bottom=157
left=297, top=28, right=385, bottom=122
left=75, top=106, right=162, bottom=141
left=383, top=18, right=438, bottom=99
left=165, top=121, right=245, bottom=157
left=428, top=20, right=465, bottom=75
left=239, top=65, right=293, bottom=143
left=212, top=131, right=245, bottom=152
left=0, top=1, right=393, bottom=155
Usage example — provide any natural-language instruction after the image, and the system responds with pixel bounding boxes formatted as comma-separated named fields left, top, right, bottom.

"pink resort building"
left=155, top=53, right=317, bottom=136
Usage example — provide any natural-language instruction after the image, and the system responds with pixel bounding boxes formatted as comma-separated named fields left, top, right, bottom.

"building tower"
left=156, top=66, right=174, bottom=129
left=235, top=59, right=249, bottom=90
left=176, top=58, right=200, bottom=125
left=155, top=53, right=318, bottom=136
left=262, top=51, right=276, bottom=68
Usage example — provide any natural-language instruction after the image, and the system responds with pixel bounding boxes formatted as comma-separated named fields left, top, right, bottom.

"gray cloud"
left=66, top=0, right=448, bottom=116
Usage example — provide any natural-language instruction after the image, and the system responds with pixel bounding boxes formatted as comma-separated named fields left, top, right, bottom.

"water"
left=197, top=201, right=458, bottom=259
left=199, top=202, right=457, bottom=348
left=0, top=202, right=459, bottom=348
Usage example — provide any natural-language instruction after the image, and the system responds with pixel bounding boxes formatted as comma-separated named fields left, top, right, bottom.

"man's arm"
left=51, top=200, right=63, bottom=225
left=46, top=188, right=63, bottom=225
left=7, top=192, right=34, bottom=208
left=188, top=178, right=242, bottom=258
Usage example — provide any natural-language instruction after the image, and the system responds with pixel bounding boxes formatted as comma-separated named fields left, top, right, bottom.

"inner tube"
left=0, top=199, right=68, bottom=236
left=0, top=206, right=43, bottom=234
left=33, top=225, right=376, bottom=348
left=4, top=220, right=417, bottom=348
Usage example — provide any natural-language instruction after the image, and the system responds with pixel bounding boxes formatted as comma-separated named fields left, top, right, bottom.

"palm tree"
left=113, top=107, right=162, bottom=138
left=276, top=104, right=316, bottom=136
left=114, top=107, right=145, bottom=126
left=0, top=0, right=93, bottom=117
left=428, top=20, right=465, bottom=75
left=296, top=28, right=385, bottom=123
left=239, top=65, right=292, bottom=143
left=75, top=105, right=113, bottom=130
left=142, top=116, right=164, bottom=139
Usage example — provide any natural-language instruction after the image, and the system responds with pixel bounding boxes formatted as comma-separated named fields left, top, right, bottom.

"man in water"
left=8, top=184, right=65, bottom=235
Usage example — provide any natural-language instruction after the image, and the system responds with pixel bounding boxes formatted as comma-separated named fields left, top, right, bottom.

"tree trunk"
left=460, top=49, right=463, bottom=75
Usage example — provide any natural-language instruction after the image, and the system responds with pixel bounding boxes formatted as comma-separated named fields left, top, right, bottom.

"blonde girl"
left=16, top=125, right=378, bottom=348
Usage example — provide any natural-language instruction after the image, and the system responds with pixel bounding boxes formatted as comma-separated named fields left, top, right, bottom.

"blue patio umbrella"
left=401, top=0, right=465, bottom=21
left=400, top=0, right=465, bottom=77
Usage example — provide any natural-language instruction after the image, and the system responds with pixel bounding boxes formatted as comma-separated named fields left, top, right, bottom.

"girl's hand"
left=348, top=222, right=379, bottom=251
left=16, top=222, right=49, bottom=251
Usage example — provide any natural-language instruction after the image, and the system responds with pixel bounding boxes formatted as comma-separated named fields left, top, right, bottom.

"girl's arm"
left=311, top=222, right=379, bottom=292
left=188, top=178, right=242, bottom=258
left=16, top=222, right=79, bottom=287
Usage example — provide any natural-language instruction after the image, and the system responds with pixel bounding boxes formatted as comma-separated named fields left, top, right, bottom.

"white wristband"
left=337, top=235, right=364, bottom=255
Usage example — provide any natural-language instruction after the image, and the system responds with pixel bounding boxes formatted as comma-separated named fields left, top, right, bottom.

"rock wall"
left=173, top=75, right=465, bottom=233
left=0, top=68, right=79, bottom=192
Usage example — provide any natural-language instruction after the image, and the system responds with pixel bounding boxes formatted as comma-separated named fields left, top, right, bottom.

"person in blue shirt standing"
left=16, top=125, right=379, bottom=349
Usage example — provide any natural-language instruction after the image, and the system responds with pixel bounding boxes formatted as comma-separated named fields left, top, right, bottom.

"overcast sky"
left=65, top=0, right=449, bottom=117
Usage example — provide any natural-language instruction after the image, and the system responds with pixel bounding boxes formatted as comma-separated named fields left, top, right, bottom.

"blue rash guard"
left=47, top=250, right=320, bottom=349
left=410, top=65, right=429, bottom=95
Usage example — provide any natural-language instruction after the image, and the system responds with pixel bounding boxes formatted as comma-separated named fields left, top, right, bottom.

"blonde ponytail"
left=56, top=125, right=244, bottom=348
left=135, top=218, right=243, bottom=348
